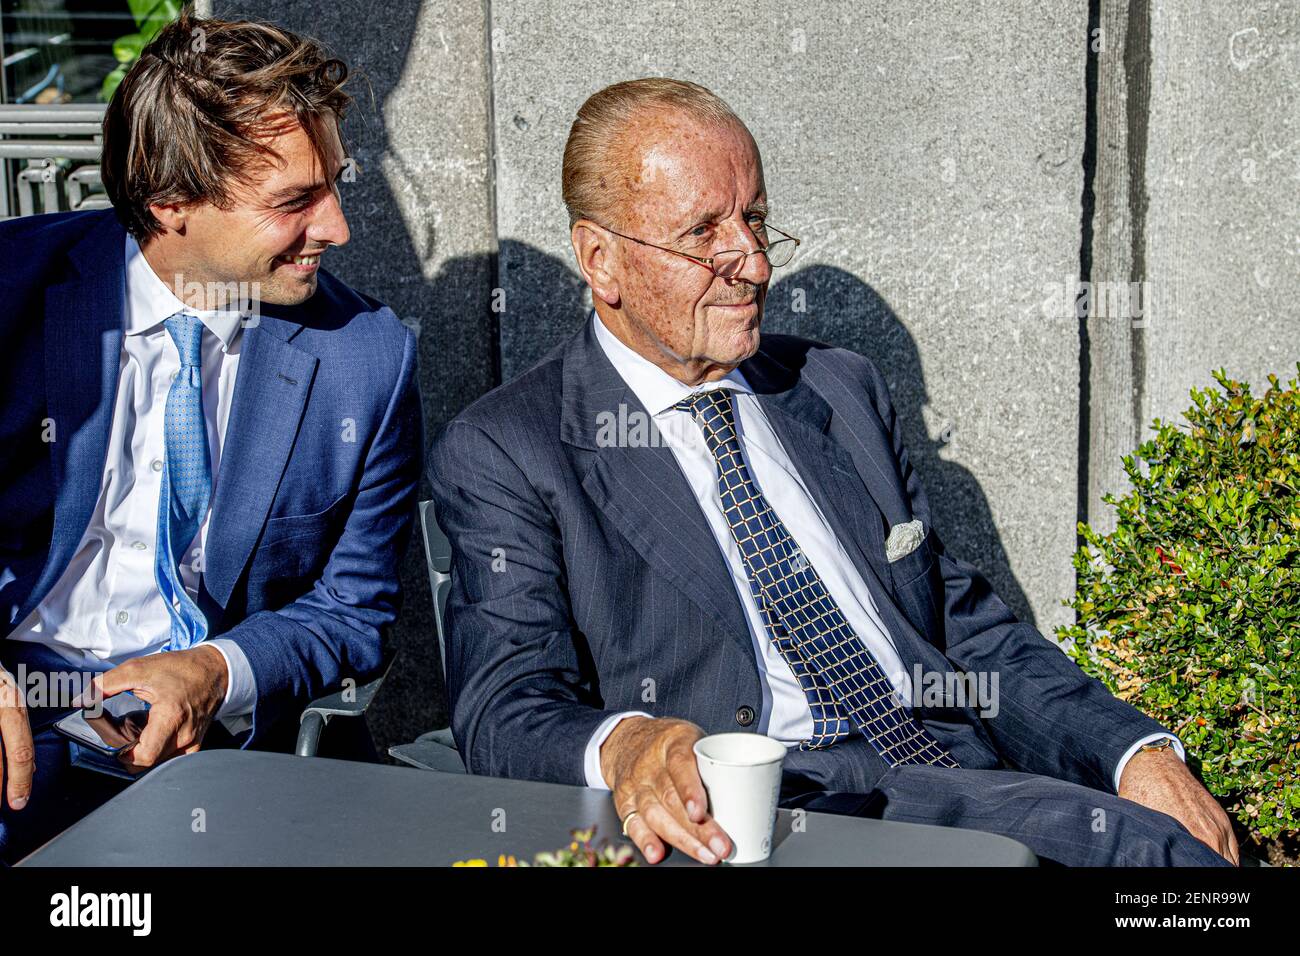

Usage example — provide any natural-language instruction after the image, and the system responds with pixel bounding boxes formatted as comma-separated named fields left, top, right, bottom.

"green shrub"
left=1058, top=365, right=1299, bottom=857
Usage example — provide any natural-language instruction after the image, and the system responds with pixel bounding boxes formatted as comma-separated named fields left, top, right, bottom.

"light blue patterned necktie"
left=154, top=312, right=211, bottom=651
left=677, top=387, right=959, bottom=767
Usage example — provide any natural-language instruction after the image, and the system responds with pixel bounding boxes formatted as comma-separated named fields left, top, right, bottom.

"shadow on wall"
left=222, top=0, right=498, bottom=756
left=207, top=4, right=1033, bottom=759
left=279, top=0, right=1037, bottom=741
left=463, top=244, right=1037, bottom=630
left=766, top=265, right=1037, bottom=629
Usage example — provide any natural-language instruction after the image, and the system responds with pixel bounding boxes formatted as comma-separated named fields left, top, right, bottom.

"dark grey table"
left=20, top=750, right=1036, bottom=866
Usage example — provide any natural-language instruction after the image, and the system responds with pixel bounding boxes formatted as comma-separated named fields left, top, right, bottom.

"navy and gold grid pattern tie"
left=154, top=312, right=211, bottom=652
left=677, top=388, right=959, bottom=767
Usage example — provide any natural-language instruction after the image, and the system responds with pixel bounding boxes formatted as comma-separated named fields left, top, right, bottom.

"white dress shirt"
left=583, top=312, right=1180, bottom=791
left=9, top=235, right=256, bottom=731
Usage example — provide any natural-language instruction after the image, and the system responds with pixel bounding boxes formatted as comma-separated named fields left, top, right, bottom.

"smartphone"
left=53, top=691, right=151, bottom=757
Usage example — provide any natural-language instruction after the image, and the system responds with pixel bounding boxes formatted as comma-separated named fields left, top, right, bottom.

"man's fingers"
left=1188, top=812, right=1238, bottom=866
left=1204, top=829, right=1235, bottom=866
left=1, top=718, right=36, bottom=811
left=1193, top=805, right=1238, bottom=866
left=83, top=713, right=135, bottom=750
left=0, top=680, right=35, bottom=811
left=664, top=746, right=732, bottom=859
left=620, top=805, right=666, bottom=864
left=92, top=661, right=147, bottom=703
left=1222, top=824, right=1240, bottom=866
left=665, top=745, right=710, bottom=824
left=607, top=719, right=729, bottom=865
left=1216, top=807, right=1241, bottom=866
left=124, top=705, right=179, bottom=768
left=617, top=782, right=718, bottom=866
left=659, top=778, right=732, bottom=860
left=638, top=792, right=721, bottom=864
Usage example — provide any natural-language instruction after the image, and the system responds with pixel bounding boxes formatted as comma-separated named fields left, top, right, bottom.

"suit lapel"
left=562, top=321, right=751, bottom=654
left=561, top=319, right=937, bottom=671
left=743, top=344, right=932, bottom=672
left=20, top=217, right=317, bottom=621
left=20, top=213, right=127, bottom=626
left=202, top=314, right=317, bottom=609
left=758, top=397, right=893, bottom=591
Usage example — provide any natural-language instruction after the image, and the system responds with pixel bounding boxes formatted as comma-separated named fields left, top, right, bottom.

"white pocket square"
left=885, top=519, right=925, bottom=563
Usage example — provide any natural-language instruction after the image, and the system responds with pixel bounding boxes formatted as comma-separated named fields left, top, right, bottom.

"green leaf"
left=100, top=65, right=129, bottom=103
left=129, top=0, right=181, bottom=36
left=103, top=0, right=180, bottom=99
left=112, top=33, right=146, bottom=64
left=1061, top=364, right=1300, bottom=849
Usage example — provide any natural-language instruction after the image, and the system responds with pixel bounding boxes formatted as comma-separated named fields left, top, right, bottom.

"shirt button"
left=735, top=705, right=755, bottom=727
left=791, top=551, right=810, bottom=572
left=170, top=370, right=178, bottom=382
left=132, top=540, right=148, bottom=551
left=151, top=459, right=163, bottom=472
left=115, top=610, right=129, bottom=625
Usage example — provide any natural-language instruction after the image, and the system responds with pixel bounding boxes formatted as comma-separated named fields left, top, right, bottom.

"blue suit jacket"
left=429, top=316, right=1171, bottom=796
left=0, top=209, right=422, bottom=746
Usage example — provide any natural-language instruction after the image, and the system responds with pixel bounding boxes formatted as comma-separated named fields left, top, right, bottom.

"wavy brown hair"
left=101, top=10, right=353, bottom=239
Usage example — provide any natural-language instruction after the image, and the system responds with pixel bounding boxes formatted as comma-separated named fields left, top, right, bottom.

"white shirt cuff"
left=584, top=711, right=653, bottom=789
left=208, top=638, right=257, bottom=735
left=1114, top=732, right=1185, bottom=792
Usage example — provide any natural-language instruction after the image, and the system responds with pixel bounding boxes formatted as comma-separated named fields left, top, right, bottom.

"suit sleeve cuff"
left=208, top=638, right=258, bottom=735
left=584, top=711, right=653, bottom=790
left=1114, top=732, right=1185, bottom=792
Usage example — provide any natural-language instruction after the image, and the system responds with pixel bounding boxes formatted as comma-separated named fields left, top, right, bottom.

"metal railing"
left=0, top=103, right=108, bottom=218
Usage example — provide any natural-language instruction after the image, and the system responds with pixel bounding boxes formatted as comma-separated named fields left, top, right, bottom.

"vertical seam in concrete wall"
left=483, top=0, right=503, bottom=389
left=1124, top=0, right=1151, bottom=449
left=1077, top=0, right=1101, bottom=539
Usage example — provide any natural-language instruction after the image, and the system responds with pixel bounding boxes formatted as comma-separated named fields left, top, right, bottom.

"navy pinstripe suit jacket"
left=428, top=316, right=1170, bottom=798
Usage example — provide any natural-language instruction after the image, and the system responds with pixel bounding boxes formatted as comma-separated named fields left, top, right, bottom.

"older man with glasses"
left=427, top=78, right=1235, bottom=867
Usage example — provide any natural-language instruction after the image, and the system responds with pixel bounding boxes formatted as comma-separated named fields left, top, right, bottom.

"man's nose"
left=733, top=244, right=771, bottom=285
left=308, top=186, right=350, bottom=248
left=726, top=220, right=771, bottom=285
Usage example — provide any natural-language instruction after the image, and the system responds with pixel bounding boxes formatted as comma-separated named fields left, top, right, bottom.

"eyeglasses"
left=599, top=220, right=800, bottom=277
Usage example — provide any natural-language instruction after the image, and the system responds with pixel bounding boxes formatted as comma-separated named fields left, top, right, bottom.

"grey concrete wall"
left=217, top=0, right=497, bottom=751
left=1087, top=0, right=1299, bottom=532
left=217, top=0, right=1297, bottom=756
left=492, top=0, right=1086, bottom=638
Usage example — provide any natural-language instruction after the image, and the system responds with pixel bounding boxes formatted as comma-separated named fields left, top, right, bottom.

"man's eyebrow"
left=680, top=197, right=770, bottom=225
left=678, top=206, right=725, bottom=229
left=266, top=180, right=325, bottom=203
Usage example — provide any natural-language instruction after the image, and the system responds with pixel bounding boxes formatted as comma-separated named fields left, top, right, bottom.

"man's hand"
left=600, top=716, right=733, bottom=865
left=1119, top=746, right=1239, bottom=865
left=0, top=666, right=35, bottom=811
left=89, top=646, right=229, bottom=774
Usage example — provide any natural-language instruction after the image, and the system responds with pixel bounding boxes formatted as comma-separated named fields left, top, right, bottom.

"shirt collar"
left=123, top=234, right=245, bottom=353
left=591, top=310, right=752, bottom=416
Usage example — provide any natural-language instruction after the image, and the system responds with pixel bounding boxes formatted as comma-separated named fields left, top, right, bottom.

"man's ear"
left=149, top=201, right=188, bottom=235
left=571, top=220, right=620, bottom=307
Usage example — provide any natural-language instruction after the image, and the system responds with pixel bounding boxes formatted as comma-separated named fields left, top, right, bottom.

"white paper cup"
left=693, top=733, right=787, bottom=864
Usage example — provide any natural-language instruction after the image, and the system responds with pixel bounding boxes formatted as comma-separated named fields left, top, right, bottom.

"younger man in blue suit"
left=0, top=12, right=421, bottom=861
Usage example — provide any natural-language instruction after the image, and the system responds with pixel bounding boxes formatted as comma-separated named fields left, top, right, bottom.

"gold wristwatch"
left=1140, top=736, right=1176, bottom=754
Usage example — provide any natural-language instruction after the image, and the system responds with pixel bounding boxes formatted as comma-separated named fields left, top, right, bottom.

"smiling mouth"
left=276, top=253, right=322, bottom=267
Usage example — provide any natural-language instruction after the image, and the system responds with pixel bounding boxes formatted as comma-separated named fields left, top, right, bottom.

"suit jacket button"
left=735, top=705, right=755, bottom=727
